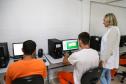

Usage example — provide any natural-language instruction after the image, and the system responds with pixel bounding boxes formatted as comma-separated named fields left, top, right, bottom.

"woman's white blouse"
left=100, top=26, right=120, bottom=69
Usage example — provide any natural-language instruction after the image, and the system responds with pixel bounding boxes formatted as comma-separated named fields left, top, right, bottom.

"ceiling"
left=90, top=0, right=126, bottom=8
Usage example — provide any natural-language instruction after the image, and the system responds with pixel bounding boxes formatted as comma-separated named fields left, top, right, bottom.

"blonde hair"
left=104, top=13, right=118, bottom=26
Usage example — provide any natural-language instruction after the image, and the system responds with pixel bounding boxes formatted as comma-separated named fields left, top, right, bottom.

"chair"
left=12, top=74, right=44, bottom=84
left=81, top=67, right=102, bottom=84
left=116, top=53, right=126, bottom=83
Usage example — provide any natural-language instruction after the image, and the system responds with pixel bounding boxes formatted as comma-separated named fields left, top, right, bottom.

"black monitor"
left=62, top=39, right=79, bottom=51
left=0, top=42, right=9, bottom=68
left=12, top=43, right=23, bottom=57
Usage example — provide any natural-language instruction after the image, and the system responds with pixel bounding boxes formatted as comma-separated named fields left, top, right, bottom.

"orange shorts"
left=57, top=71, right=74, bottom=84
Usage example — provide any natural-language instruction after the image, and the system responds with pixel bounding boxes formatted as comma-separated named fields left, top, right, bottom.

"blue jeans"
left=100, top=68, right=111, bottom=84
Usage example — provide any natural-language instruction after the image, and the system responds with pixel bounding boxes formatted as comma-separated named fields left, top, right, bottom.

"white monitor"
left=62, top=39, right=79, bottom=51
left=13, top=43, right=23, bottom=56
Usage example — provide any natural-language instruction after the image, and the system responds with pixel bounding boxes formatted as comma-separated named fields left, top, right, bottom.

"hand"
left=64, top=52, right=69, bottom=58
left=63, top=52, right=70, bottom=65
left=99, top=61, right=103, bottom=68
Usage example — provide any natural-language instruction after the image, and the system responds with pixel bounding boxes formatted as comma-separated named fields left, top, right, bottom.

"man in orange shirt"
left=5, top=40, right=47, bottom=84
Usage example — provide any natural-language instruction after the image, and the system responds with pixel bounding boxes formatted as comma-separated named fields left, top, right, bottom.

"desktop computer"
left=0, top=42, right=10, bottom=68
left=90, top=36, right=101, bottom=51
left=48, top=39, right=62, bottom=59
left=120, top=35, right=126, bottom=47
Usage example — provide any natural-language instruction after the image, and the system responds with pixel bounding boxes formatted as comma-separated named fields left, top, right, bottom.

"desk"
left=45, top=55, right=63, bottom=64
left=45, top=55, right=73, bottom=83
left=0, top=56, right=50, bottom=84
left=0, top=59, right=13, bottom=74
left=120, top=47, right=126, bottom=55
left=45, top=55, right=71, bottom=69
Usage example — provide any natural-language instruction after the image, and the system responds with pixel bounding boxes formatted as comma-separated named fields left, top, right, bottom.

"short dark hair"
left=78, top=32, right=90, bottom=44
left=23, top=40, right=36, bottom=55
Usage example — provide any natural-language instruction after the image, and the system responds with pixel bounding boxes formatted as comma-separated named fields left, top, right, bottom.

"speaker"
left=38, top=49, right=43, bottom=58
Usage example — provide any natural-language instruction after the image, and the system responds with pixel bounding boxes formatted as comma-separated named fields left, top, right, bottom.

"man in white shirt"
left=58, top=32, right=99, bottom=84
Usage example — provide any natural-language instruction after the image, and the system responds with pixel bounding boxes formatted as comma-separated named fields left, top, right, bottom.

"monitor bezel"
left=12, top=43, right=23, bottom=56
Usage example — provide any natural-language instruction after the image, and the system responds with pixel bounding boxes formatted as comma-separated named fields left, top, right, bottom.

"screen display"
left=63, top=39, right=79, bottom=51
left=13, top=43, right=23, bottom=56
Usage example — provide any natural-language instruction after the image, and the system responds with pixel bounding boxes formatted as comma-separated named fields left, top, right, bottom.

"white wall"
left=90, top=2, right=126, bottom=36
left=0, top=0, right=90, bottom=55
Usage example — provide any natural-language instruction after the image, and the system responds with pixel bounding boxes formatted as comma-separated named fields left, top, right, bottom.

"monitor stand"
left=13, top=55, right=23, bottom=59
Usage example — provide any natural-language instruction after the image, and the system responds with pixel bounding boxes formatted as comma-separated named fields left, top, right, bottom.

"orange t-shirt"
left=5, top=58, right=47, bottom=84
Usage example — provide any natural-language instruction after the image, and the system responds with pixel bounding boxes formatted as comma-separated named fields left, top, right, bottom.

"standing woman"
left=100, top=13, right=120, bottom=84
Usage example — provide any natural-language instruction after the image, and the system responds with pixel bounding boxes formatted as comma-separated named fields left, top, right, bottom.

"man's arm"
left=63, top=53, right=71, bottom=65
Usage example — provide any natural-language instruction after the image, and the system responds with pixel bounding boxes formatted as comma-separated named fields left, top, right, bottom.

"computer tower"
left=90, top=36, right=101, bottom=51
left=48, top=39, right=63, bottom=59
left=0, top=42, right=10, bottom=68
left=120, top=35, right=126, bottom=47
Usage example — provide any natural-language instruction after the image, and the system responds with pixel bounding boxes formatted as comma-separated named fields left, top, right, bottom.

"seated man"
left=5, top=40, right=47, bottom=84
left=58, top=32, right=99, bottom=84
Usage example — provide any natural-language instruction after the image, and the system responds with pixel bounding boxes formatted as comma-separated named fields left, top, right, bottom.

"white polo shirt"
left=68, top=48, right=99, bottom=84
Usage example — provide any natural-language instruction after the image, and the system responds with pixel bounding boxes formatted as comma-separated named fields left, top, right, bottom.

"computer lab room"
left=0, top=0, right=126, bottom=84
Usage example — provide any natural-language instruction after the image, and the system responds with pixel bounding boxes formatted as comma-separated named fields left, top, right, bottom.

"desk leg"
left=47, top=66, right=50, bottom=84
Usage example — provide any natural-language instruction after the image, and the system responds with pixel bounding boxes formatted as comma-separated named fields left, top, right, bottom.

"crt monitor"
left=62, top=39, right=79, bottom=51
left=13, top=43, right=23, bottom=56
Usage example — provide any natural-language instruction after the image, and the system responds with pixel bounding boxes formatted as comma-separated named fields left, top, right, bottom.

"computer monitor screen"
left=13, top=43, right=23, bottom=56
left=62, top=39, right=79, bottom=51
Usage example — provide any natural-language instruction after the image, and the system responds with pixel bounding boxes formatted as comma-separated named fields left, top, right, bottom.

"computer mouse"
left=43, top=59, right=46, bottom=62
